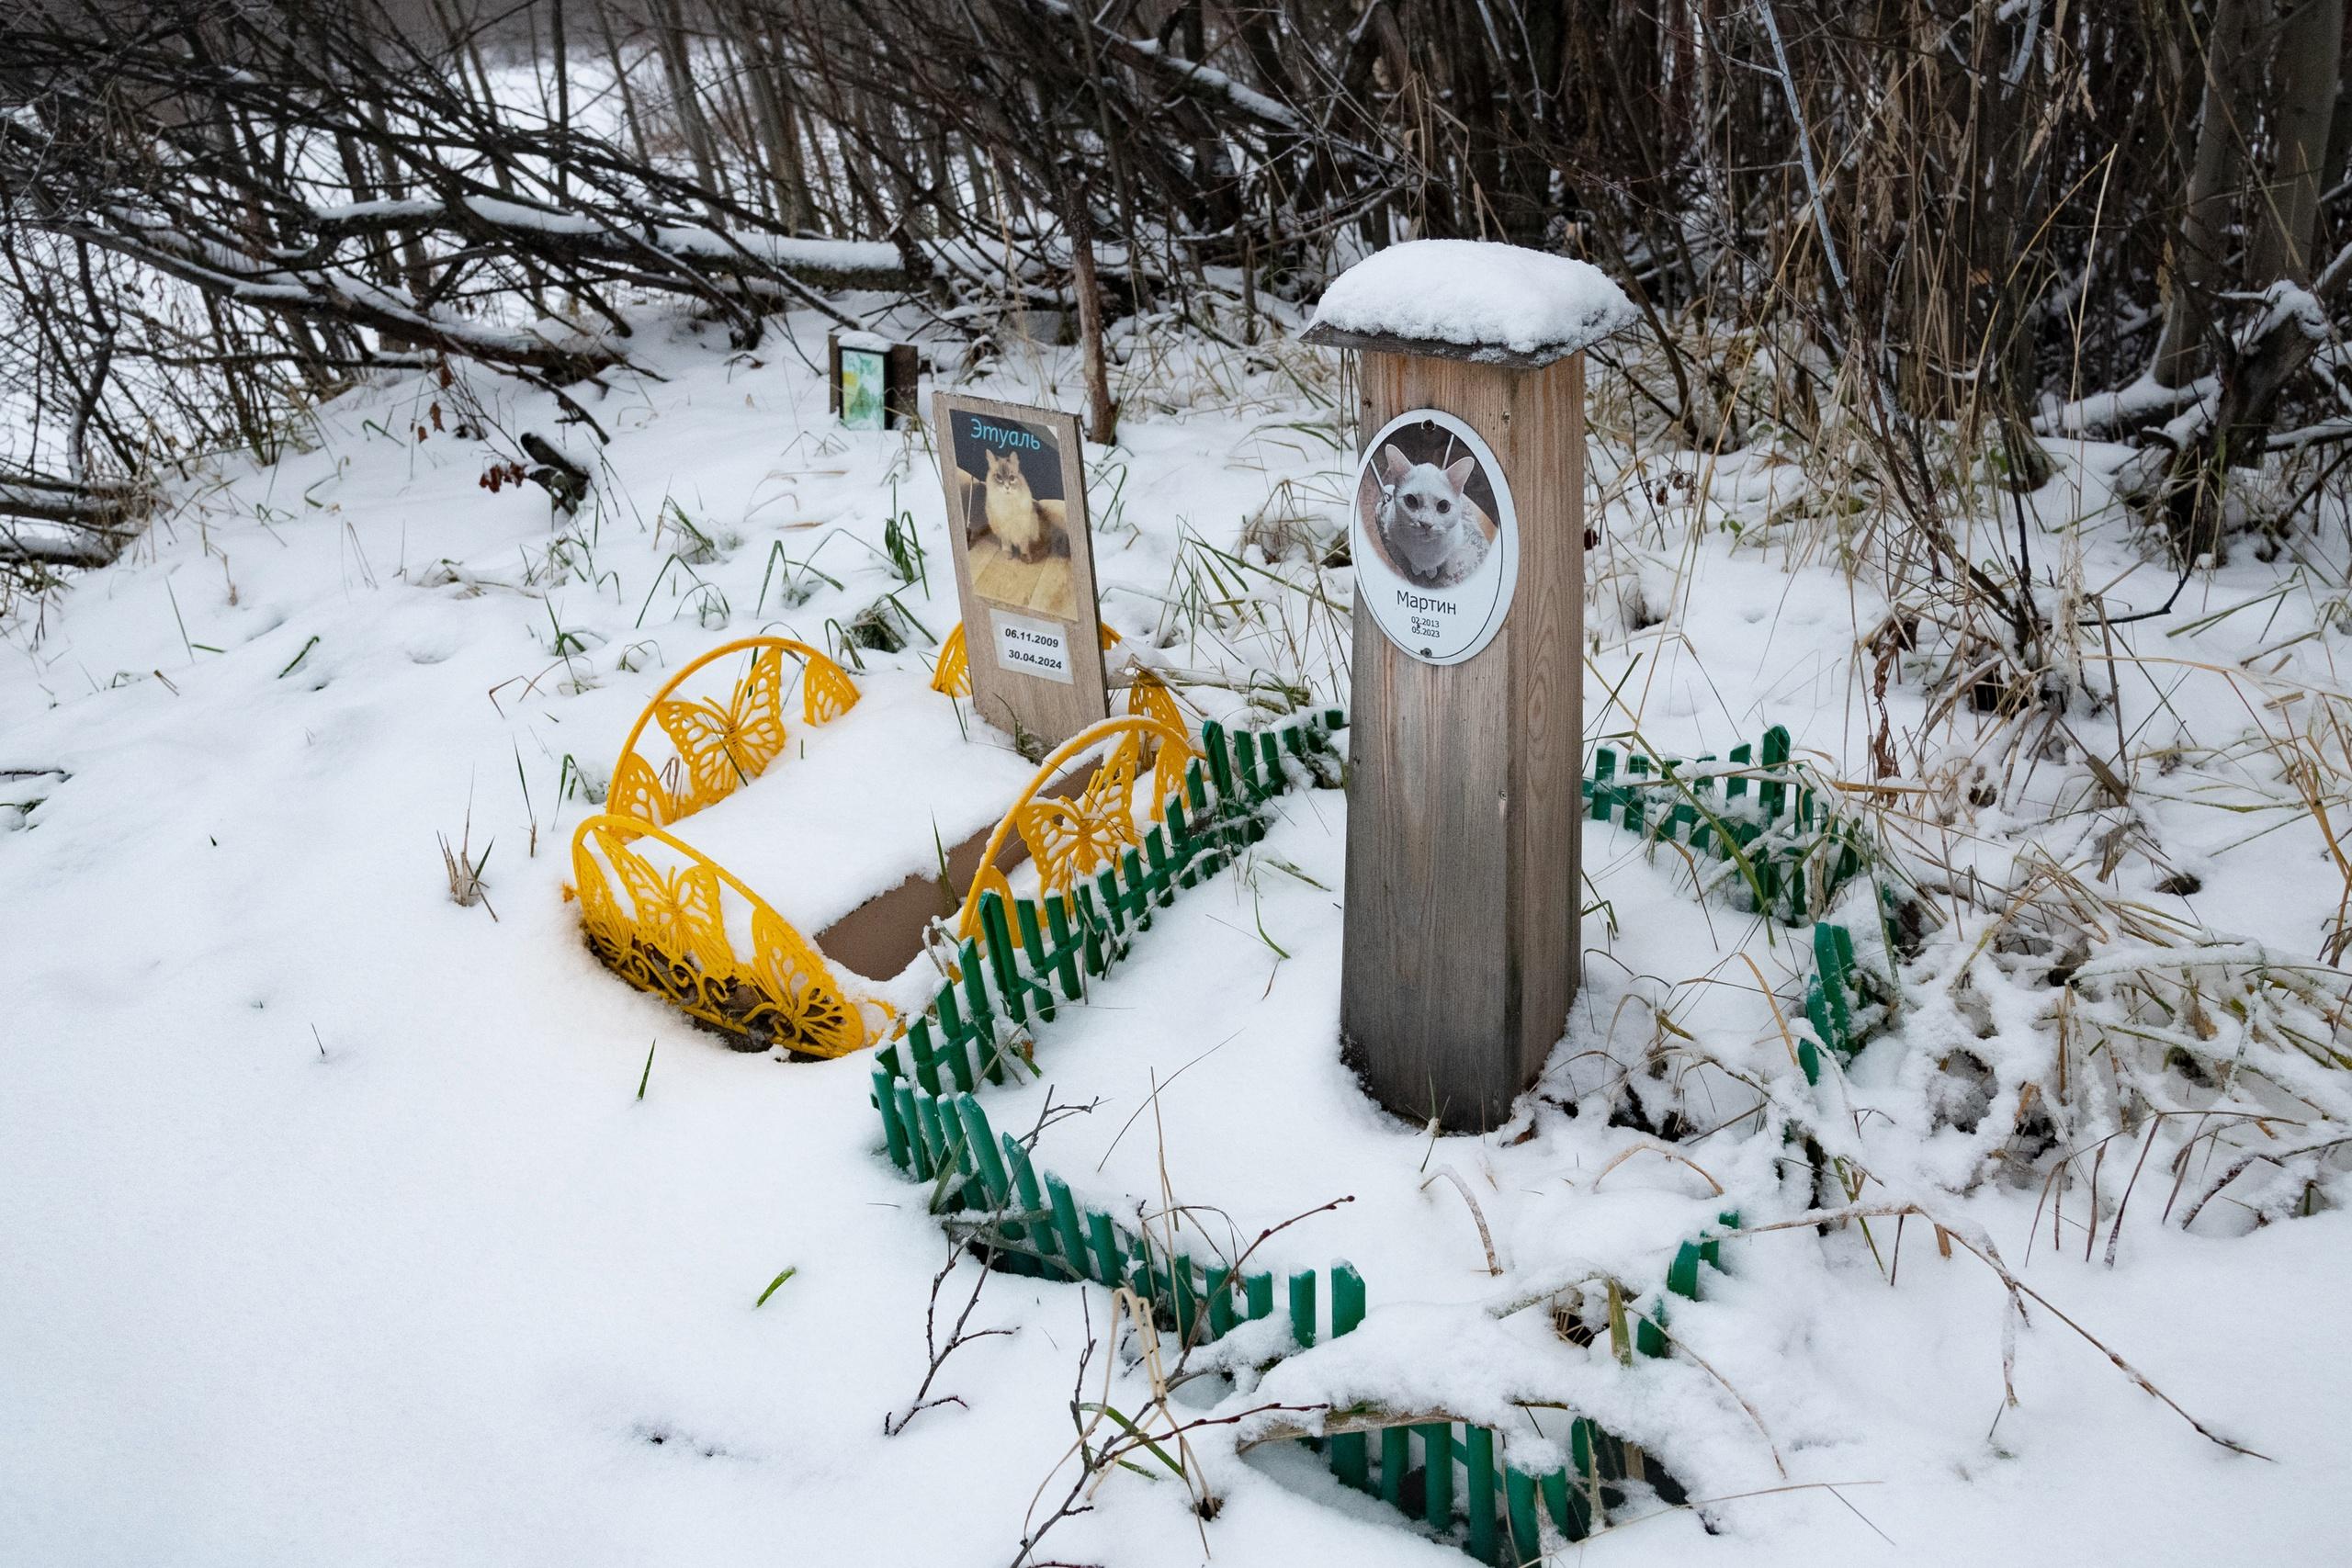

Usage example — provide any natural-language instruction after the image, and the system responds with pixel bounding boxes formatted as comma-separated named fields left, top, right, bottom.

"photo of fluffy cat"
left=1364, top=439, right=1495, bottom=589
left=981, top=449, right=1052, bottom=563
left=949, top=413, right=1080, bottom=620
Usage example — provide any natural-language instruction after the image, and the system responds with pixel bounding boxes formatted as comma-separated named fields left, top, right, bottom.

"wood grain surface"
left=1340, top=350, right=1585, bottom=1131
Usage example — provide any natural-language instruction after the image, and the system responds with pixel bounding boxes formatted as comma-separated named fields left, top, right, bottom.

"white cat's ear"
left=1379, top=445, right=1411, bottom=481
left=1443, top=456, right=1475, bottom=493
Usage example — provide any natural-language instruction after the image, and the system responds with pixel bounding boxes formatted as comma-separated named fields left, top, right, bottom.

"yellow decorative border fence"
left=569, top=629, right=1200, bottom=1058
left=568, top=636, right=884, bottom=1056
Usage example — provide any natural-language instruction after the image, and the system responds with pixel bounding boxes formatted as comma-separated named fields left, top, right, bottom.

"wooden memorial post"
left=1303, top=242, right=1634, bottom=1132
left=931, top=391, right=1110, bottom=749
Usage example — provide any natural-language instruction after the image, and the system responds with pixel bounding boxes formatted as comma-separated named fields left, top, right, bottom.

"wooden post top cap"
left=1299, top=239, right=1636, bottom=368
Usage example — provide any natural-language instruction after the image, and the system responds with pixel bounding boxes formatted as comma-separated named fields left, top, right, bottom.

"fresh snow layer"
left=4, top=297, right=2347, bottom=1568
left=1309, top=239, right=1637, bottom=358
left=648, top=669, right=1036, bottom=943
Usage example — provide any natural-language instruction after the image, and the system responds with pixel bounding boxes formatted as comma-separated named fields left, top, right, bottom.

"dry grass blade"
left=1419, top=1166, right=1503, bottom=1275
left=437, top=809, right=497, bottom=921
left=1724, top=1202, right=2270, bottom=1460
left=1590, top=1141, right=1726, bottom=1197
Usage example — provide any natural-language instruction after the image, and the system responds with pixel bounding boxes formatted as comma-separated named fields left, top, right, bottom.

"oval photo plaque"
left=1349, top=409, right=1518, bottom=665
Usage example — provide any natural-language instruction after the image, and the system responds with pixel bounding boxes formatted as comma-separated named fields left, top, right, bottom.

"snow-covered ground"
left=4, top=306, right=2346, bottom=1565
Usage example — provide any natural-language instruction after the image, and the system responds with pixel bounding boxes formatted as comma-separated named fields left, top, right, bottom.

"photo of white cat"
left=1356, top=428, right=1498, bottom=591
left=1350, top=409, right=1519, bottom=667
left=1373, top=445, right=1490, bottom=588
left=948, top=412, right=1079, bottom=620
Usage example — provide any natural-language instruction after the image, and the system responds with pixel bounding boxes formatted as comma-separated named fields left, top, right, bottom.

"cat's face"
left=1378, top=446, right=1475, bottom=536
left=986, top=450, right=1030, bottom=493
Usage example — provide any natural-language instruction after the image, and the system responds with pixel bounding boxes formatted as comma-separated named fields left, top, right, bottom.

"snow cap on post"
left=1301, top=239, right=1636, bottom=367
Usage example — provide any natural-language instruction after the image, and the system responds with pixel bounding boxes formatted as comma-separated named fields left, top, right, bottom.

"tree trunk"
left=2250, top=0, right=2345, bottom=287
left=1055, top=167, right=1117, bottom=446
left=2154, top=0, right=2261, bottom=387
left=652, top=0, right=727, bottom=208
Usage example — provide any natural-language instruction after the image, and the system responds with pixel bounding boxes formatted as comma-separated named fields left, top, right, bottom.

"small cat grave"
left=1304, top=239, right=1636, bottom=1131
left=930, top=390, right=1110, bottom=748
left=827, top=330, right=917, bottom=431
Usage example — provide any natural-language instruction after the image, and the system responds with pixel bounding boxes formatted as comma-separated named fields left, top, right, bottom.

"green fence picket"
left=1668, top=1239, right=1702, bottom=1302
left=1464, top=1425, right=1498, bottom=1563
left=873, top=1067, right=910, bottom=1170
left=980, top=893, right=1024, bottom=1029
left=1202, top=718, right=1234, bottom=804
left=1040, top=894, right=1082, bottom=998
left=1329, top=1265, right=1368, bottom=1490
left=907, top=1016, right=942, bottom=1096
left=1378, top=1427, right=1408, bottom=1507
left=910, top=1094, right=949, bottom=1186
left=1504, top=1467, right=1540, bottom=1566
left=1012, top=897, right=1056, bottom=1021
left=1760, top=725, right=1790, bottom=818
left=1206, top=1267, right=1235, bottom=1339
left=955, top=1095, right=1011, bottom=1209
left=1046, top=1174, right=1089, bottom=1279
left=1001, top=1132, right=1051, bottom=1261
left=1635, top=1295, right=1668, bottom=1358
left=1287, top=1270, right=1317, bottom=1348
left=1087, top=1209, right=1123, bottom=1289
left=1420, top=1422, right=1453, bottom=1528
left=1540, top=1466, right=1589, bottom=1542
left=894, top=1082, right=932, bottom=1180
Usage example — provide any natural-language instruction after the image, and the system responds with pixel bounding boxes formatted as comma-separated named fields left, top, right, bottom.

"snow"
left=648, top=223, right=903, bottom=279
left=648, top=670, right=1035, bottom=944
left=3, top=299, right=2348, bottom=1567
left=464, top=194, right=606, bottom=237
left=1117, top=32, right=1305, bottom=130
left=1309, top=240, right=1638, bottom=361
left=311, top=196, right=444, bottom=226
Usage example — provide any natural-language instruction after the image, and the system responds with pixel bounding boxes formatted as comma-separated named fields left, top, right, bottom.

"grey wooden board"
left=1302, top=319, right=1625, bottom=370
left=1340, top=350, right=1585, bottom=1131
left=931, top=389, right=1109, bottom=749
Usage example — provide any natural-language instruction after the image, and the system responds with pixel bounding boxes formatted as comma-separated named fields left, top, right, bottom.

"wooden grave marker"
left=1304, top=243, right=1634, bottom=1132
left=828, top=331, right=919, bottom=429
left=931, top=390, right=1109, bottom=749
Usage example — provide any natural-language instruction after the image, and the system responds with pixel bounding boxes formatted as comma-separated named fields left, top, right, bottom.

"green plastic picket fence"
left=876, top=709, right=1346, bottom=1096
left=868, top=706, right=1349, bottom=1343
left=1326, top=1400, right=1691, bottom=1562
left=1800, top=912, right=1905, bottom=1083
left=1586, top=725, right=1866, bottom=922
left=872, top=1070, right=1382, bottom=1350
left=1634, top=1209, right=1741, bottom=1359
left=863, top=705, right=1789, bottom=1563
